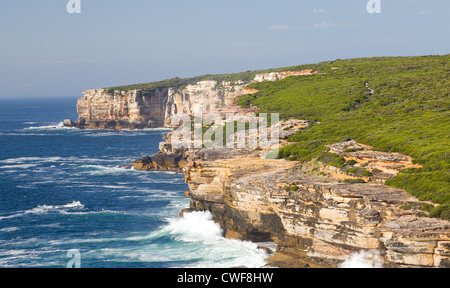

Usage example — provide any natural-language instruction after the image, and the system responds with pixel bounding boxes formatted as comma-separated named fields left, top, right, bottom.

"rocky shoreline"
left=131, top=127, right=450, bottom=268
left=69, top=70, right=449, bottom=268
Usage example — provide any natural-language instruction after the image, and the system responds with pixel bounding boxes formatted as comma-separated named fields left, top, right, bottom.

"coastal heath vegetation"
left=238, top=55, right=450, bottom=220
left=106, top=54, right=450, bottom=219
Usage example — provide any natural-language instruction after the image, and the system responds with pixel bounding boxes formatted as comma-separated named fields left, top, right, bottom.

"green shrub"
left=290, top=185, right=300, bottom=191
left=361, top=170, right=373, bottom=177
left=421, top=204, right=435, bottom=212
left=401, top=204, right=412, bottom=210
left=317, top=153, right=347, bottom=168
left=343, top=179, right=367, bottom=184
left=239, top=54, right=450, bottom=219
left=429, top=204, right=450, bottom=219
left=441, top=210, right=450, bottom=220
left=344, top=148, right=364, bottom=153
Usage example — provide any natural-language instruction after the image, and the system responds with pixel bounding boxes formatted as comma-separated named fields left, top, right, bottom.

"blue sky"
left=0, top=0, right=449, bottom=99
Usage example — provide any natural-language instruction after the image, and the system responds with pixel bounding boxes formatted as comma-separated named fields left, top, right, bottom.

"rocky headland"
left=69, top=68, right=449, bottom=268
left=139, top=127, right=449, bottom=268
left=64, top=71, right=313, bottom=130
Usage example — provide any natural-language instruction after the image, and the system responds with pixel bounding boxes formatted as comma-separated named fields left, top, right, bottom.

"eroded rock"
left=183, top=148, right=450, bottom=268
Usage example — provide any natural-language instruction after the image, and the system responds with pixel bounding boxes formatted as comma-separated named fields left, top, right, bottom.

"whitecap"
left=0, top=201, right=85, bottom=221
left=0, top=132, right=55, bottom=136
left=78, top=165, right=138, bottom=175
left=161, top=211, right=272, bottom=268
left=339, top=251, right=384, bottom=268
left=83, top=132, right=120, bottom=137
left=25, top=201, right=85, bottom=214
left=0, top=227, right=20, bottom=233
left=24, top=121, right=79, bottom=130
left=142, top=128, right=172, bottom=132
left=1, top=170, right=19, bottom=174
left=60, top=209, right=128, bottom=216
left=0, top=157, right=64, bottom=164
left=0, top=164, right=39, bottom=169
left=0, top=247, right=64, bottom=268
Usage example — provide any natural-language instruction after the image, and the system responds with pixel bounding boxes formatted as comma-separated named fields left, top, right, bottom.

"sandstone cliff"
left=66, top=71, right=312, bottom=130
left=71, top=89, right=168, bottom=129
left=183, top=147, right=450, bottom=268
left=132, top=119, right=449, bottom=268
left=68, top=68, right=450, bottom=268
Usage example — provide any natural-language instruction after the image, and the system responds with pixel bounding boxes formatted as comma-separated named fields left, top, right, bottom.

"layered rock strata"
left=326, top=140, right=423, bottom=182
left=72, top=89, right=168, bottom=130
left=129, top=115, right=449, bottom=268
left=183, top=149, right=450, bottom=268
left=66, top=71, right=313, bottom=130
left=69, top=69, right=450, bottom=268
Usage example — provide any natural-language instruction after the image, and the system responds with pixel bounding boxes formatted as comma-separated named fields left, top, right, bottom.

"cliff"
left=65, top=71, right=312, bottom=130
left=67, top=55, right=450, bottom=267
left=71, top=88, right=168, bottom=129
left=183, top=146, right=450, bottom=268
left=132, top=120, right=449, bottom=268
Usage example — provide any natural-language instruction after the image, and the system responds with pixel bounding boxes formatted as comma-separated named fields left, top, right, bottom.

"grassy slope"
left=238, top=55, right=450, bottom=219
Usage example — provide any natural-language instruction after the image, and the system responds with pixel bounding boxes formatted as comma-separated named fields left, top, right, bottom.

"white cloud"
left=313, top=9, right=325, bottom=14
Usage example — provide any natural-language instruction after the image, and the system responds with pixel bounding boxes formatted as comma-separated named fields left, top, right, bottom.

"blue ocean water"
left=0, top=98, right=271, bottom=268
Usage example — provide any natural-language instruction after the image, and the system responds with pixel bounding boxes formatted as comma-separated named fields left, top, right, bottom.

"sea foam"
left=163, top=211, right=271, bottom=268
left=339, top=251, right=384, bottom=268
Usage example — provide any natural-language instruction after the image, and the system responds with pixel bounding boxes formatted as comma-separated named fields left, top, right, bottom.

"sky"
left=0, top=0, right=449, bottom=99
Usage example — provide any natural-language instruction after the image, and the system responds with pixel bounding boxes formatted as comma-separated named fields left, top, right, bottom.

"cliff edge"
left=65, top=70, right=313, bottom=130
left=182, top=144, right=450, bottom=268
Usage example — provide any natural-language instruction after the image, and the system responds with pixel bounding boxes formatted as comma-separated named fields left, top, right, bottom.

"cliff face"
left=73, top=89, right=168, bottom=129
left=130, top=118, right=449, bottom=267
left=183, top=148, right=450, bottom=268
left=67, top=71, right=311, bottom=130
left=163, top=80, right=250, bottom=127
left=69, top=67, right=450, bottom=267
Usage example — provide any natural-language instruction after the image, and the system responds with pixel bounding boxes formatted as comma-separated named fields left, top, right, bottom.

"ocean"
left=0, top=97, right=271, bottom=268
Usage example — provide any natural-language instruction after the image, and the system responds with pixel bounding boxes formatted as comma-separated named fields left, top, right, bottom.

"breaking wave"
left=23, top=122, right=70, bottom=130
left=162, top=211, right=273, bottom=268
left=339, top=251, right=384, bottom=268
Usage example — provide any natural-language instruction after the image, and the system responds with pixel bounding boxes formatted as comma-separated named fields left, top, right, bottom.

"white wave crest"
left=0, top=227, right=20, bottom=233
left=24, top=122, right=75, bottom=131
left=162, top=211, right=272, bottom=268
left=0, top=157, right=64, bottom=164
left=165, top=211, right=223, bottom=243
left=0, top=201, right=85, bottom=221
left=24, top=201, right=85, bottom=215
left=78, top=165, right=137, bottom=175
left=0, top=164, right=39, bottom=169
left=339, top=250, right=384, bottom=268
